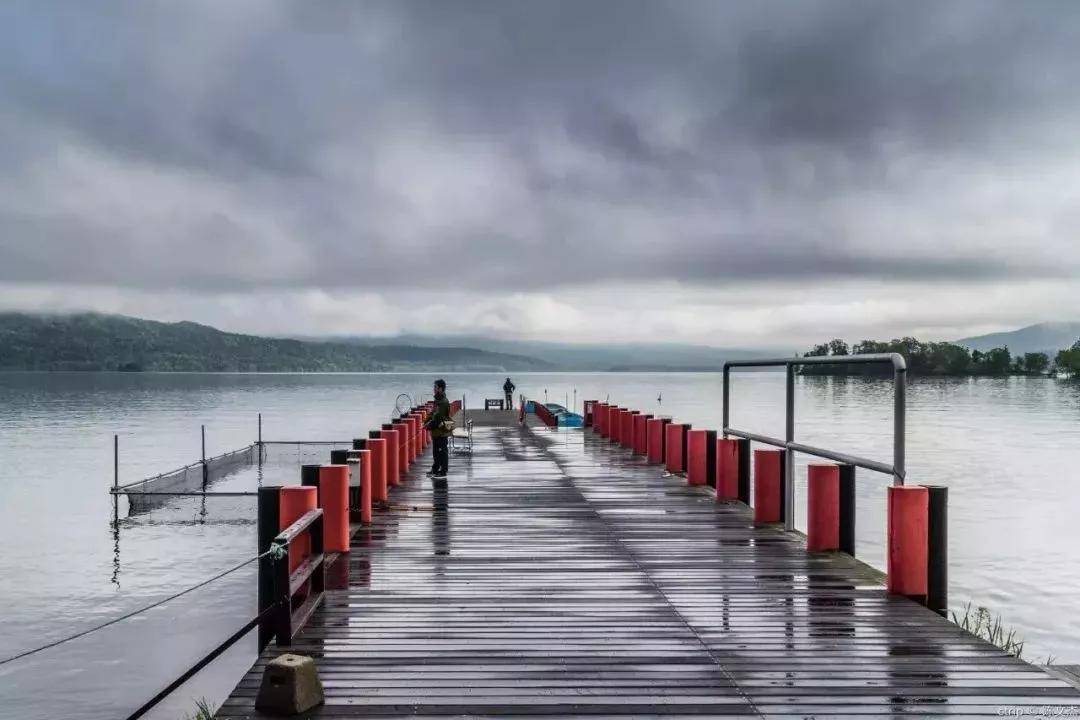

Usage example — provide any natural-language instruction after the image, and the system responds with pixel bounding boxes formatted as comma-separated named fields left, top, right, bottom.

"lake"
left=1, top=371, right=1078, bottom=718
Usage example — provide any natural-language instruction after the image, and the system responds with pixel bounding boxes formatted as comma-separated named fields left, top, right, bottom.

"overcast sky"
left=2, top=1, right=1079, bottom=349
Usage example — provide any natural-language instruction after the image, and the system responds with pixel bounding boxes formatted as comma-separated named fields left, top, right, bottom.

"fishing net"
left=121, top=442, right=351, bottom=515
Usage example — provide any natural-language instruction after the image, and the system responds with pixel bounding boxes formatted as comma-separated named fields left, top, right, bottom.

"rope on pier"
left=0, top=549, right=273, bottom=667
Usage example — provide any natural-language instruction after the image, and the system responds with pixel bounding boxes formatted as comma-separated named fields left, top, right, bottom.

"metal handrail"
left=722, top=353, right=907, bottom=530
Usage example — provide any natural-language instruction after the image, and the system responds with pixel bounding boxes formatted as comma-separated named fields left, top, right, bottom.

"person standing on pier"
left=503, top=377, right=515, bottom=409
left=426, top=378, right=452, bottom=479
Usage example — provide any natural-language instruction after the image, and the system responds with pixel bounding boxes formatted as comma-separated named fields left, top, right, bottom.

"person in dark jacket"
left=425, top=378, right=452, bottom=478
left=503, top=377, right=515, bottom=409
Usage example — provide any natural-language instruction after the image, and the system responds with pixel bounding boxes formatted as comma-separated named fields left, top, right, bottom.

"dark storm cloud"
left=2, top=0, right=1080, bottom=293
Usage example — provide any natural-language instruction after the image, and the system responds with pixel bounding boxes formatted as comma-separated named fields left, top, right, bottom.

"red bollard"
left=665, top=423, right=689, bottom=473
left=594, top=403, right=606, bottom=436
left=401, top=417, right=413, bottom=462
left=380, top=427, right=400, bottom=486
left=395, top=420, right=411, bottom=470
left=318, top=465, right=350, bottom=553
left=632, top=413, right=652, bottom=455
left=888, top=485, right=927, bottom=598
left=406, top=418, right=416, bottom=465
left=611, top=408, right=623, bottom=444
left=407, top=416, right=419, bottom=460
left=367, top=437, right=388, bottom=502
left=716, top=438, right=740, bottom=501
left=357, top=449, right=372, bottom=525
left=621, top=410, right=637, bottom=449
left=687, top=430, right=708, bottom=486
left=392, top=421, right=409, bottom=473
left=279, top=486, right=317, bottom=573
left=416, top=413, right=428, bottom=450
left=807, top=464, right=840, bottom=551
left=584, top=400, right=597, bottom=428
left=753, top=449, right=785, bottom=523
left=406, top=415, right=417, bottom=453
left=646, top=417, right=670, bottom=464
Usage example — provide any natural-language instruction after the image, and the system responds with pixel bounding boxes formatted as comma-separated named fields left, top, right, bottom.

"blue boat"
left=523, top=400, right=584, bottom=427
left=544, top=403, right=584, bottom=427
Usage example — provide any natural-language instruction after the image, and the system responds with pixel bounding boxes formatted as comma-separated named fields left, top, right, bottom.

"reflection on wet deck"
left=218, top=425, right=1079, bottom=718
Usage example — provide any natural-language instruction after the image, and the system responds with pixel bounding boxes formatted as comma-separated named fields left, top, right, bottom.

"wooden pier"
left=217, top=413, right=1080, bottom=718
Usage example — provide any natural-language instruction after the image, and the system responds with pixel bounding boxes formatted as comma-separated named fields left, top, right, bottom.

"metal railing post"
left=723, top=353, right=907, bottom=484
left=784, top=363, right=795, bottom=531
left=894, top=366, right=906, bottom=486
left=112, top=434, right=120, bottom=526
left=722, top=365, right=730, bottom=437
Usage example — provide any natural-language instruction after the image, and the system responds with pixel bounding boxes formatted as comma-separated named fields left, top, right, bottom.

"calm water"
left=1, top=371, right=1078, bottom=718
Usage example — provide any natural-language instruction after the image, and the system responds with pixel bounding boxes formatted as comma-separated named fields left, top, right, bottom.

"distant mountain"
left=955, top=322, right=1080, bottom=356
left=323, top=334, right=783, bottom=371
left=338, top=343, right=553, bottom=372
left=0, top=313, right=553, bottom=372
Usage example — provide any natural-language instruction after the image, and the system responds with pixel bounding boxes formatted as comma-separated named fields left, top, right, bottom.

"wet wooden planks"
left=217, top=425, right=1079, bottom=718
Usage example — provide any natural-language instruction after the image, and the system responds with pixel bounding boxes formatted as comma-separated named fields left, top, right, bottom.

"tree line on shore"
left=801, top=337, right=1080, bottom=377
left=0, top=312, right=552, bottom=372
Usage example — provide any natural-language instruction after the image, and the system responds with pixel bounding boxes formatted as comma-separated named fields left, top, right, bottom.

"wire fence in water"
left=115, top=440, right=354, bottom=515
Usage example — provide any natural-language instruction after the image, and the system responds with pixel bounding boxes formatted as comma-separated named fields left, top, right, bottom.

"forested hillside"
left=0, top=313, right=550, bottom=372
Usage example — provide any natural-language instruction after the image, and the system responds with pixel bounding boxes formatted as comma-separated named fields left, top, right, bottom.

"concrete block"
left=255, top=653, right=324, bottom=715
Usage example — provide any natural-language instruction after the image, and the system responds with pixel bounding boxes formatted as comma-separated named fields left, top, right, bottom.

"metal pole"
left=201, top=424, right=208, bottom=488
left=722, top=366, right=730, bottom=437
left=112, top=434, right=119, bottom=526
left=724, top=352, right=907, bottom=487
left=894, top=366, right=906, bottom=486
left=784, top=364, right=795, bottom=531
left=573, top=389, right=577, bottom=413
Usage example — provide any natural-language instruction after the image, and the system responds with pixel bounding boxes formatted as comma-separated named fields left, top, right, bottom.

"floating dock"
left=215, top=408, right=1080, bottom=718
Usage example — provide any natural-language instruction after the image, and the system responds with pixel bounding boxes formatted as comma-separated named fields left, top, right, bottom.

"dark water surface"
left=1, top=371, right=1078, bottom=718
